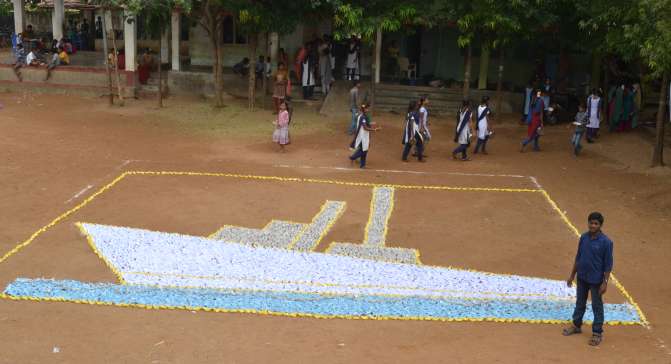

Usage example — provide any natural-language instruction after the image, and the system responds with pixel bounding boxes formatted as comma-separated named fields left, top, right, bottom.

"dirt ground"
left=1, top=91, right=670, bottom=363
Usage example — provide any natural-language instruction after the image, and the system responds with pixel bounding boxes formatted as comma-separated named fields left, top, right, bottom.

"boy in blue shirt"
left=563, top=212, right=613, bottom=346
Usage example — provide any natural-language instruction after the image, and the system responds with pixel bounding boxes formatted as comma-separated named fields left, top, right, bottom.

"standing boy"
left=563, top=212, right=613, bottom=346
left=571, top=103, right=588, bottom=156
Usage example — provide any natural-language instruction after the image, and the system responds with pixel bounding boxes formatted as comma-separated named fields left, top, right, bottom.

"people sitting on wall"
left=13, top=43, right=26, bottom=81
left=233, top=57, right=250, bottom=77
left=138, top=48, right=156, bottom=85
left=107, top=49, right=125, bottom=70
left=46, top=47, right=70, bottom=81
left=25, top=50, right=42, bottom=66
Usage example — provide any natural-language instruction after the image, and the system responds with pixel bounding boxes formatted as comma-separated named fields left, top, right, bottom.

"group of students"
left=344, top=95, right=494, bottom=169
left=452, top=97, right=494, bottom=161
left=13, top=42, right=70, bottom=82
left=271, top=83, right=608, bottom=165
left=570, top=89, right=604, bottom=156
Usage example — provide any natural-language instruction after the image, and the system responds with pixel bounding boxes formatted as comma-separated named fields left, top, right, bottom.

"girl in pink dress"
left=272, top=101, right=291, bottom=152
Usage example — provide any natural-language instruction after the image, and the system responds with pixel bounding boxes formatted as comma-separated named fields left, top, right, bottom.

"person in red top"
left=520, top=90, right=545, bottom=152
left=294, top=44, right=306, bottom=81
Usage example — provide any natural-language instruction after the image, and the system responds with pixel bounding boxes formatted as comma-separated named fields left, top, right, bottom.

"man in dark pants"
left=563, top=212, right=613, bottom=346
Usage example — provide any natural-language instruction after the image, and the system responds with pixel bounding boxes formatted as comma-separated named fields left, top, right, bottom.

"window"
left=222, top=15, right=246, bottom=44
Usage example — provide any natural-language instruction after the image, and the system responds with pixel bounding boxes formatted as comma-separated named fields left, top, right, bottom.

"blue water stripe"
left=3, top=278, right=641, bottom=323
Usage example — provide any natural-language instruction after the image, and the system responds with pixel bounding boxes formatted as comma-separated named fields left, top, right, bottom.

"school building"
left=0, top=1, right=599, bottom=115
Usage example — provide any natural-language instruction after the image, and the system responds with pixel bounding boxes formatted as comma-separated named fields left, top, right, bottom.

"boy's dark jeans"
left=571, top=278, right=604, bottom=334
left=350, top=147, right=368, bottom=168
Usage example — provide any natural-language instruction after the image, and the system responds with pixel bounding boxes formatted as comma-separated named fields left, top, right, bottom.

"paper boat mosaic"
left=2, top=187, right=643, bottom=324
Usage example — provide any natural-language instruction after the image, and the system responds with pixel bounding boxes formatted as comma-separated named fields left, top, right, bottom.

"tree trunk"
left=158, top=30, right=163, bottom=108
left=495, top=49, right=504, bottom=115
left=101, top=11, right=113, bottom=106
left=210, top=31, right=223, bottom=108
left=603, top=56, right=610, bottom=121
left=110, top=19, right=124, bottom=106
left=652, top=72, right=668, bottom=167
left=262, top=32, right=268, bottom=97
left=590, top=51, right=601, bottom=91
left=463, top=44, right=472, bottom=100
left=248, top=33, right=258, bottom=110
left=478, top=44, right=490, bottom=90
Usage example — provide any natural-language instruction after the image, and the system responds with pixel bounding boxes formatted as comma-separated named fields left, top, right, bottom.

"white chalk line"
left=529, top=176, right=543, bottom=189
left=273, top=164, right=530, bottom=179
left=64, top=185, right=94, bottom=204
left=64, top=159, right=141, bottom=204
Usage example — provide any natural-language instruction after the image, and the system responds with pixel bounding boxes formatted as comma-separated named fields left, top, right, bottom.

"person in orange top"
left=58, top=48, right=70, bottom=65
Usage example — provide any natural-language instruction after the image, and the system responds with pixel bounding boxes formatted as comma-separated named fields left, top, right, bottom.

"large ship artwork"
left=3, top=186, right=642, bottom=324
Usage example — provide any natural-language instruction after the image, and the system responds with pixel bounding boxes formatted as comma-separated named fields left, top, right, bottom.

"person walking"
left=402, top=101, right=425, bottom=163
left=452, top=100, right=473, bottom=161
left=417, top=96, right=431, bottom=157
left=521, top=90, right=545, bottom=152
left=563, top=212, right=613, bottom=347
left=349, top=103, right=380, bottom=168
left=473, top=96, right=492, bottom=155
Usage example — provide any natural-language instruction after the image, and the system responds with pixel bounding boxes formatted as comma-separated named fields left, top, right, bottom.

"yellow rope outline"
left=539, top=190, right=649, bottom=326
left=124, top=170, right=539, bottom=193
left=0, top=169, right=646, bottom=326
left=0, top=293, right=638, bottom=326
left=0, top=172, right=129, bottom=266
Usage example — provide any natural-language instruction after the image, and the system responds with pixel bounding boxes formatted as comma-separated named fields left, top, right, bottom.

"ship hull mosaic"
left=2, top=184, right=643, bottom=325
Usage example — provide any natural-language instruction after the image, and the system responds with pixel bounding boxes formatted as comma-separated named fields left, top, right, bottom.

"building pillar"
left=269, top=32, right=279, bottom=72
left=161, top=27, right=169, bottom=64
left=51, top=0, right=64, bottom=41
left=123, top=10, right=137, bottom=72
left=12, top=0, right=25, bottom=35
left=374, top=28, right=382, bottom=84
left=171, top=10, right=180, bottom=71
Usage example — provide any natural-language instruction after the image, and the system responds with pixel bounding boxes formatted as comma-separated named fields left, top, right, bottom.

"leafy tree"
left=91, top=0, right=127, bottom=106
left=425, top=0, right=547, bottom=99
left=127, top=0, right=191, bottom=107
left=579, top=0, right=671, bottom=166
left=232, top=0, right=312, bottom=109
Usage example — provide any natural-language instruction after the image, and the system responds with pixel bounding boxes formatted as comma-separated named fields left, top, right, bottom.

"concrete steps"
left=374, top=84, right=464, bottom=115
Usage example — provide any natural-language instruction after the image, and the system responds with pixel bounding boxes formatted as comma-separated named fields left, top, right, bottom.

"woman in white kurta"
left=301, top=55, right=315, bottom=100
left=474, top=96, right=492, bottom=155
left=346, top=38, right=359, bottom=80
left=452, top=100, right=473, bottom=161
left=586, top=89, right=602, bottom=143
